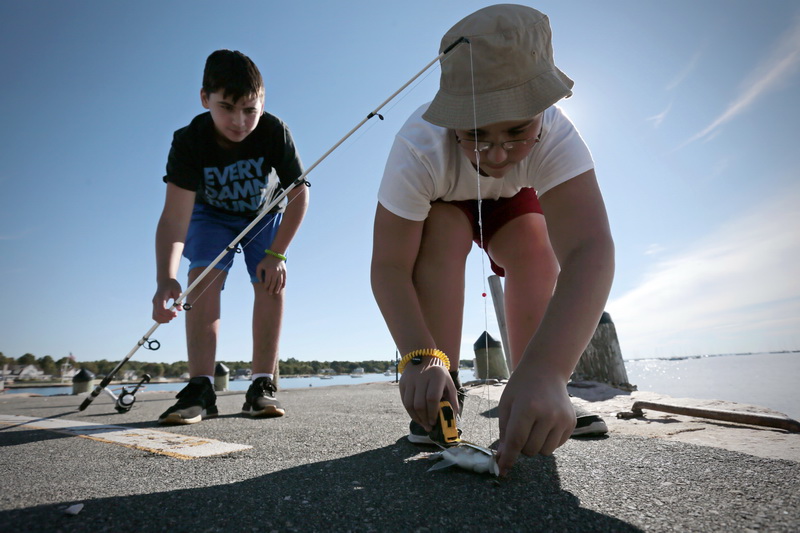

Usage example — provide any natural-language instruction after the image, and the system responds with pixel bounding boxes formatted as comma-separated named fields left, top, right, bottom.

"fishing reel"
left=102, top=373, right=151, bottom=413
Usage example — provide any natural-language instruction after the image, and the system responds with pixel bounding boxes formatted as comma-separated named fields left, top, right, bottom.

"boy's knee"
left=253, top=286, right=284, bottom=302
left=493, top=244, right=558, bottom=281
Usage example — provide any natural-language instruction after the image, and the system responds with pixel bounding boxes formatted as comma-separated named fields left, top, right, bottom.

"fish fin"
left=427, top=458, right=457, bottom=472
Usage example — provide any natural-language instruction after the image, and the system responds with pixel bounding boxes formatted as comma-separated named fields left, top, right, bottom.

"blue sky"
left=1, top=1, right=798, bottom=367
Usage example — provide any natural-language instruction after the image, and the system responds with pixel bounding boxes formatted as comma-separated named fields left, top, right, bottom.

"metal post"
left=487, top=275, right=513, bottom=371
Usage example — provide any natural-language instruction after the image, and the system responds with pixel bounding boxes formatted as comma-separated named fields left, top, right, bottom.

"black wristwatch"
left=411, top=355, right=424, bottom=365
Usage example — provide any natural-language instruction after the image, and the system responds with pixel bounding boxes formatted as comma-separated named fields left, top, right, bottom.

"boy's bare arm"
left=152, top=183, right=195, bottom=322
left=371, top=203, right=457, bottom=430
left=524, top=168, right=615, bottom=378
left=265, top=185, right=309, bottom=255
left=254, top=185, right=309, bottom=294
left=497, top=169, right=615, bottom=474
left=371, top=203, right=431, bottom=352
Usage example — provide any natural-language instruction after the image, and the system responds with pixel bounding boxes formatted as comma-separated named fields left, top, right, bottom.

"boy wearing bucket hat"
left=371, top=5, right=614, bottom=475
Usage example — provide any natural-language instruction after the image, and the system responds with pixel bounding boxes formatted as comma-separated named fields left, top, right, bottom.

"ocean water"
left=1, top=372, right=405, bottom=398
left=2, top=370, right=472, bottom=398
left=4, top=354, right=798, bottom=420
left=624, top=351, right=800, bottom=420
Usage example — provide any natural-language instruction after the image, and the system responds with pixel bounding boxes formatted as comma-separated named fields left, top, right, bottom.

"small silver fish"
left=427, top=441, right=499, bottom=477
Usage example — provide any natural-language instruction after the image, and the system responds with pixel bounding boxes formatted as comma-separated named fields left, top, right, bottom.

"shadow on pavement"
left=0, top=438, right=641, bottom=532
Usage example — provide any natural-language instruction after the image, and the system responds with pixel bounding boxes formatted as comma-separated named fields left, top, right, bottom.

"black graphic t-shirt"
left=163, top=112, right=303, bottom=218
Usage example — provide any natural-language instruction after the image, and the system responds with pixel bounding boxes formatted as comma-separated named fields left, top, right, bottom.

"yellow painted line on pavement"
left=0, top=414, right=252, bottom=459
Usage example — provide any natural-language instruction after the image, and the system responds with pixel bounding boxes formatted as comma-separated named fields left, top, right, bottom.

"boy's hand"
left=256, top=255, right=286, bottom=294
left=496, top=369, right=576, bottom=476
left=152, top=279, right=183, bottom=323
left=399, top=359, right=458, bottom=432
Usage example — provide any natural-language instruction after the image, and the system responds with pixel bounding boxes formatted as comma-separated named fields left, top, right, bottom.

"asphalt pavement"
left=1, top=381, right=798, bottom=532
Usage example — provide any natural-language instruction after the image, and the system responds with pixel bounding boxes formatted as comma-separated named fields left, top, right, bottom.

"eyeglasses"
left=455, top=129, right=542, bottom=153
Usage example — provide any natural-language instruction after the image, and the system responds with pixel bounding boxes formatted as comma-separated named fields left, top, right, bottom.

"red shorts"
left=445, top=187, right=543, bottom=277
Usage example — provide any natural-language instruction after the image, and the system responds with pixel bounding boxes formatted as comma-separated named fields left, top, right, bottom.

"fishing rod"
left=79, top=37, right=470, bottom=411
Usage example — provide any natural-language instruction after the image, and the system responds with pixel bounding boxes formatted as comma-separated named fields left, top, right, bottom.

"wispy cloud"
left=681, top=16, right=800, bottom=147
left=608, top=182, right=800, bottom=358
left=643, top=244, right=665, bottom=256
left=647, top=101, right=672, bottom=128
left=647, top=47, right=699, bottom=128
left=666, top=49, right=703, bottom=91
left=709, top=157, right=731, bottom=180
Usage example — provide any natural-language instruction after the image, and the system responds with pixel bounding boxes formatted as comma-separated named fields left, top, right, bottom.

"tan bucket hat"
left=422, top=4, right=574, bottom=130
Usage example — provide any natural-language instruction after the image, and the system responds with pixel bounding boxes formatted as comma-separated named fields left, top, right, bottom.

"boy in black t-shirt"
left=153, top=49, right=309, bottom=425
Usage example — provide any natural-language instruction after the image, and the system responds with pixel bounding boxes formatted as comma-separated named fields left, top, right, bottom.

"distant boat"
left=384, top=370, right=394, bottom=376
left=319, top=368, right=335, bottom=379
left=350, top=367, right=364, bottom=378
left=319, top=375, right=334, bottom=380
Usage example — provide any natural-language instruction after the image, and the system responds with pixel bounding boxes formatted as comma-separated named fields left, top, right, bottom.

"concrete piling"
left=214, top=362, right=230, bottom=392
left=72, top=368, right=95, bottom=395
left=572, top=312, right=635, bottom=389
left=473, top=331, right=510, bottom=380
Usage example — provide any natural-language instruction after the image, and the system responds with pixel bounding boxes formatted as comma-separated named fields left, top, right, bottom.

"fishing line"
left=78, top=39, right=470, bottom=412
left=190, top=63, right=445, bottom=305
left=323, top=54, right=444, bottom=167
left=191, top=51, right=456, bottom=338
left=378, top=64, right=441, bottom=119
left=182, top=186, right=302, bottom=309
left=456, top=39, right=496, bottom=450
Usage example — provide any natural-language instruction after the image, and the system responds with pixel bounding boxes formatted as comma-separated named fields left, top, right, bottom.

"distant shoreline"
left=623, top=349, right=799, bottom=362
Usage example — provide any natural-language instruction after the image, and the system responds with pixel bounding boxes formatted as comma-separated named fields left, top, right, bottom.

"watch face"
left=411, top=355, right=423, bottom=365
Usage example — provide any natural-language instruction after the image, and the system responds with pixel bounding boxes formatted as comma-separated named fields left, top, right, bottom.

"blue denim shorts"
left=184, top=203, right=282, bottom=284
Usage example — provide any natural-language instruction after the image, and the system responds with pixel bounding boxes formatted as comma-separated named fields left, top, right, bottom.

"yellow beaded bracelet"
left=397, top=348, right=450, bottom=374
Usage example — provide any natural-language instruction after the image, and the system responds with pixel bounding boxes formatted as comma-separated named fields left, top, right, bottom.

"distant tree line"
left=1, top=352, right=69, bottom=376
left=0, top=352, right=444, bottom=378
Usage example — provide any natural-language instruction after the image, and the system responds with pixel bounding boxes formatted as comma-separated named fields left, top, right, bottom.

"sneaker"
left=572, top=404, right=608, bottom=437
left=407, top=372, right=465, bottom=445
left=242, top=376, right=285, bottom=417
left=408, top=420, right=435, bottom=445
left=158, top=377, right=218, bottom=425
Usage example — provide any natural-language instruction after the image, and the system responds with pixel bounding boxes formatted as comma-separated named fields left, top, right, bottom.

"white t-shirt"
left=378, top=103, right=594, bottom=221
